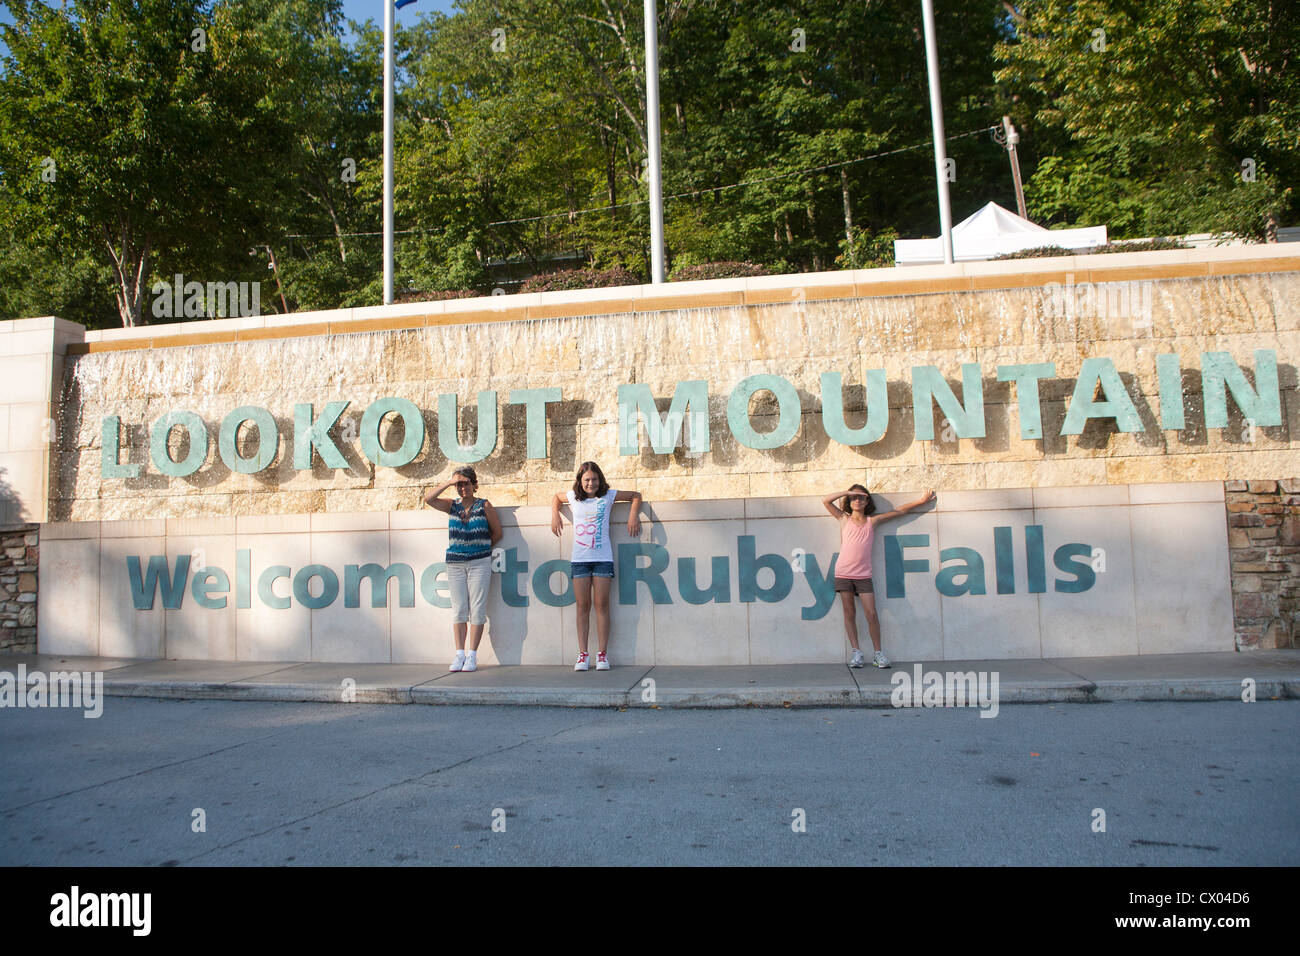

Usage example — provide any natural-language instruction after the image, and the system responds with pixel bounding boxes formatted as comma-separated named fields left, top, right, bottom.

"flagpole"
left=383, top=0, right=396, bottom=303
left=644, top=0, right=665, bottom=284
left=920, top=0, right=954, bottom=265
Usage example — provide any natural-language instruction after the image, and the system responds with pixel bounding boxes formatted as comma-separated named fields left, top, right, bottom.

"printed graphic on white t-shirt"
left=568, top=488, right=617, bottom=563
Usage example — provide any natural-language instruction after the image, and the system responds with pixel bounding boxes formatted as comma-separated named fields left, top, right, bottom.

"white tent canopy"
left=894, top=201, right=1107, bottom=265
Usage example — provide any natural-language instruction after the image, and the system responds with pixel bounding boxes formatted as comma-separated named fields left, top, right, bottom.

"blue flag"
left=395, top=0, right=417, bottom=8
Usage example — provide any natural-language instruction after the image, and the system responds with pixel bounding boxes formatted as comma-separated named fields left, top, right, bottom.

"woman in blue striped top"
left=423, top=466, right=502, bottom=672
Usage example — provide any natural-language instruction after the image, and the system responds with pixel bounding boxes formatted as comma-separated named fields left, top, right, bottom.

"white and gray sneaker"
left=849, top=649, right=865, bottom=668
left=872, top=650, right=891, bottom=669
left=449, top=650, right=465, bottom=672
left=462, top=650, right=478, bottom=672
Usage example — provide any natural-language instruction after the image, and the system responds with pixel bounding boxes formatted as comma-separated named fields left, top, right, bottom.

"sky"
left=0, top=1, right=464, bottom=59
left=342, top=0, right=460, bottom=31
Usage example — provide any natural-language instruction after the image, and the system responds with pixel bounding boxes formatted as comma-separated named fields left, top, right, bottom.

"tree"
left=996, top=0, right=1298, bottom=238
left=0, top=0, right=358, bottom=326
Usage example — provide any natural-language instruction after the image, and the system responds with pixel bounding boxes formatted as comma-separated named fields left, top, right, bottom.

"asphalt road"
left=2, top=698, right=1296, bottom=866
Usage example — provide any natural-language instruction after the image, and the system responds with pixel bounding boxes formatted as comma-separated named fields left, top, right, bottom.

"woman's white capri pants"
left=446, top=556, right=492, bottom=625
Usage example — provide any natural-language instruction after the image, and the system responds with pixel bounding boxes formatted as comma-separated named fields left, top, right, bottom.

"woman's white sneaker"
left=449, top=650, right=465, bottom=672
left=574, top=652, right=590, bottom=671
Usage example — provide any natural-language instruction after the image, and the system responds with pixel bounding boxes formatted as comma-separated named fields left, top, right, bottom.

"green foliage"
left=1095, top=238, right=1190, bottom=254
left=393, top=288, right=480, bottom=304
left=992, top=237, right=1192, bottom=260
left=997, top=0, right=1298, bottom=239
left=0, top=0, right=373, bottom=325
left=990, top=245, right=1074, bottom=261
left=668, top=261, right=773, bottom=281
left=2, top=0, right=1291, bottom=326
left=520, top=267, right=641, bottom=293
left=835, top=228, right=899, bottom=269
left=0, top=232, right=119, bottom=328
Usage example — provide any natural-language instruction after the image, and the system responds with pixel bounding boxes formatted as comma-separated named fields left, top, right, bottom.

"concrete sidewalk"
left=2, top=650, right=1298, bottom=708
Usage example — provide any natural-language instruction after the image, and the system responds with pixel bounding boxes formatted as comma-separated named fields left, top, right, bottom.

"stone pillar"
left=1225, top=479, right=1300, bottom=649
left=0, top=316, right=86, bottom=524
left=0, top=523, right=38, bottom=654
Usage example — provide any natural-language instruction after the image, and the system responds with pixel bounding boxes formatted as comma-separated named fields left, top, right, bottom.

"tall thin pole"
left=383, top=0, right=395, bottom=303
left=920, top=0, right=954, bottom=264
left=644, top=0, right=665, bottom=284
left=1002, top=115, right=1028, bottom=220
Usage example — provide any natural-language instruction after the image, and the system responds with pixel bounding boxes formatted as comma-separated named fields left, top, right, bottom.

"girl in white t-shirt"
left=551, top=461, right=642, bottom=671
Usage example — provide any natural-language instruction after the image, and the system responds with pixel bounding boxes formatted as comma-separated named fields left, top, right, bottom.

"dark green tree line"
left=2, top=0, right=1292, bottom=327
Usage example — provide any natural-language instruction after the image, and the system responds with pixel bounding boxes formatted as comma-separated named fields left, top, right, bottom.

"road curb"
left=93, top=677, right=1298, bottom=708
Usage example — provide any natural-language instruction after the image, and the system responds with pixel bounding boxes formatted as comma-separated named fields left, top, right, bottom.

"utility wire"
left=284, top=125, right=998, bottom=241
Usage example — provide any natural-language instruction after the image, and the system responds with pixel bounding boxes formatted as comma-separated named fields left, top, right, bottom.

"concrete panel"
left=644, top=498, right=746, bottom=523
left=164, top=534, right=238, bottom=660
left=98, top=535, right=165, bottom=658
left=935, top=509, right=1041, bottom=659
left=872, top=511, right=944, bottom=662
left=234, top=532, right=312, bottom=661
left=308, top=529, right=394, bottom=663
left=235, top=514, right=311, bottom=534
left=2, top=330, right=59, bottom=357
left=1032, top=484, right=1130, bottom=509
left=37, top=536, right=101, bottom=656
left=1129, top=481, right=1225, bottom=504
left=310, top=511, right=389, bottom=532
left=39, top=520, right=100, bottom=540
left=1130, top=502, right=1235, bottom=654
left=1036, top=505, right=1138, bottom=658
left=388, top=528, right=453, bottom=665
left=649, top=518, right=749, bottom=665
left=27, top=479, right=1255, bottom=667
left=481, top=523, right=566, bottom=666
left=742, top=515, right=843, bottom=664
left=744, top=495, right=830, bottom=520
left=0, top=356, right=49, bottom=404
left=101, top=519, right=167, bottom=538
left=934, top=488, right=1033, bottom=512
left=164, top=516, right=235, bottom=537
left=0, top=450, right=43, bottom=522
left=6, top=402, right=50, bottom=452
left=389, top=508, right=448, bottom=531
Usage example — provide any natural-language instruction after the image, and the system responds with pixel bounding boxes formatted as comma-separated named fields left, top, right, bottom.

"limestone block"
left=1106, top=453, right=1230, bottom=485
left=983, top=457, right=1109, bottom=491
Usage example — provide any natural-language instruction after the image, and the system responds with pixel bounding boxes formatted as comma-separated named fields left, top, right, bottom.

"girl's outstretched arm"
left=614, top=489, right=643, bottom=536
left=550, top=493, right=567, bottom=538
left=872, top=490, right=937, bottom=524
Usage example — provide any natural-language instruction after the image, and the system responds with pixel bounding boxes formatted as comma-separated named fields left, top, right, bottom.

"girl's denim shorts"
left=571, top=560, right=615, bottom=579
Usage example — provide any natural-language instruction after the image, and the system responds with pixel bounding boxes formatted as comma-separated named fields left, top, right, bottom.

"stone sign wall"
left=44, top=248, right=1300, bottom=522
left=5, top=246, right=1298, bottom=662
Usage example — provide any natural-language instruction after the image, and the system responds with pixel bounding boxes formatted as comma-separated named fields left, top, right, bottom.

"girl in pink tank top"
left=821, top=483, right=937, bottom=669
